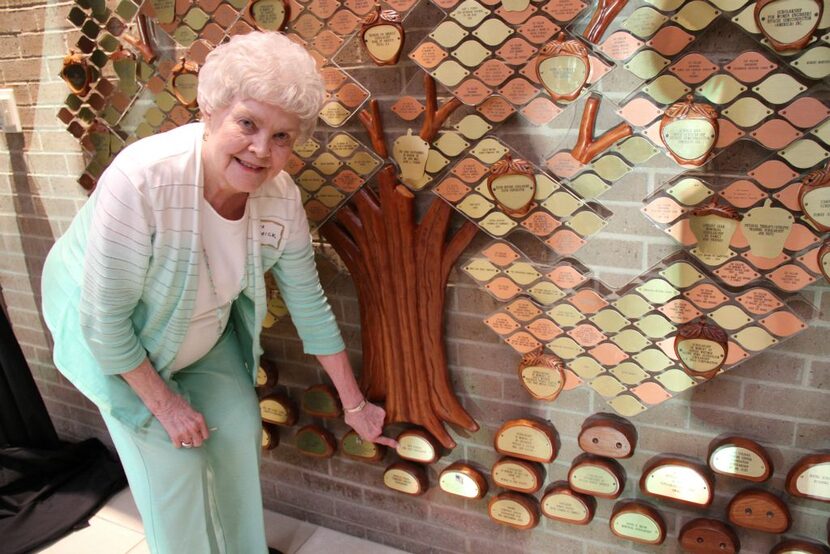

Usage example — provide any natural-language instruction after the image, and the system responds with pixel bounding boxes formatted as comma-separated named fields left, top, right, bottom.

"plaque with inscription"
left=689, top=200, right=741, bottom=264
left=494, top=419, right=558, bottom=463
left=518, top=347, right=566, bottom=401
left=396, top=428, right=441, bottom=464
left=535, top=33, right=590, bottom=103
left=361, top=6, right=405, bottom=66
left=741, top=199, right=794, bottom=259
left=727, top=488, right=791, bottom=533
left=492, top=457, right=545, bottom=494
left=660, top=95, right=718, bottom=167
left=541, top=482, right=596, bottom=525
left=754, top=0, right=823, bottom=51
left=798, top=162, right=830, bottom=232
left=487, top=155, right=537, bottom=218
left=384, top=462, right=429, bottom=495
left=341, top=429, right=386, bottom=462
left=488, top=492, right=540, bottom=530
left=641, top=455, right=714, bottom=507
left=568, top=453, right=626, bottom=499
left=771, top=538, right=830, bottom=554
left=439, top=462, right=488, bottom=499
left=674, top=318, right=729, bottom=380
left=261, top=424, right=279, bottom=450
left=609, top=500, right=666, bottom=545
left=248, top=0, right=290, bottom=32
left=679, top=518, right=740, bottom=554
left=786, top=453, right=830, bottom=503
left=170, top=57, right=199, bottom=108
left=578, top=413, right=637, bottom=459
left=295, top=424, right=337, bottom=458
left=61, top=50, right=92, bottom=96
left=256, top=360, right=279, bottom=389
left=707, top=436, right=773, bottom=482
left=259, top=393, right=298, bottom=427
left=301, top=384, right=342, bottom=418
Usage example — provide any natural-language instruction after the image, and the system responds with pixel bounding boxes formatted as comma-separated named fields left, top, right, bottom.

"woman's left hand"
left=344, top=402, right=398, bottom=448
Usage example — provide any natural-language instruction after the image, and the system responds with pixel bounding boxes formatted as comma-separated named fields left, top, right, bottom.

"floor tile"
left=263, top=509, right=318, bottom=553
left=295, top=527, right=406, bottom=554
left=92, top=489, right=145, bottom=534
left=126, top=540, right=151, bottom=554
left=37, top=517, right=145, bottom=554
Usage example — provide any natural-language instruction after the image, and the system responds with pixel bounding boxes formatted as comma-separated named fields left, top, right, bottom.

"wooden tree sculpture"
left=321, top=74, right=480, bottom=448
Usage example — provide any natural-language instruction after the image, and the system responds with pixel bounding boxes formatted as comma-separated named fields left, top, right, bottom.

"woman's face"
left=202, top=97, right=301, bottom=196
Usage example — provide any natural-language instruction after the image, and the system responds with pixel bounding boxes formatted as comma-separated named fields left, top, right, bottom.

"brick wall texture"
left=1, top=2, right=829, bottom=553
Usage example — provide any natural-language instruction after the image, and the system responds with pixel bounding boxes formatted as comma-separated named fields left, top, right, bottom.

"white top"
left=170, top=197, right=249, bottom=370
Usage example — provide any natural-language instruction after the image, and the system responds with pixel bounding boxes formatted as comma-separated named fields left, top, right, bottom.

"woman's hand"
left=154, top=393, right=210, bottom=448
left=344, top=402, right=398, bottom=448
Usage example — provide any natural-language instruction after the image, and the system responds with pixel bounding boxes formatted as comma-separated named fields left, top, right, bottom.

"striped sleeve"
left=271, top=188, right=345, bottom=356
left=79, top=165, right=153, bottom=374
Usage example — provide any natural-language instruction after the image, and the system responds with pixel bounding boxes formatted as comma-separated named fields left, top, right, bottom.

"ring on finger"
left=181, top=441, right=193, bottom=448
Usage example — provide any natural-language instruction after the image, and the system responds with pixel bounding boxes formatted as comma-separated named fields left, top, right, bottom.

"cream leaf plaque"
left=393, top=129, right=430, bottom=187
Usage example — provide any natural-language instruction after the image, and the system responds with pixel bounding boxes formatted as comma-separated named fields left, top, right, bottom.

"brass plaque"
left=438, top=463, right=487, bottom=498
left=488, top=493, right=539, bottom=530
left=494, top=419, right=556, bottom=462
left=538, top=55, right=587, bottom=100
left=492, top=458, right=543, bottom=493
left=791, top=460, right=830, bottom=501
left=396, top=430, right=439, bottom=463
left=641, top=461, right=713, bottom=506
left=260, top=395, right=297, bottom=426
left=711, top=447, right=768, bottom=480
left=363, top=24, right=404, bottom=64
left=570, top=464, right=621, bottom=496
left=342, top=430, right=384, bottom=462
left=610, top=504, right=665, bottom=545
left=384, top=464, right=427, bottom=495
left=519, top=360, right=564, bottom=400
left=756, top=0, right=821, bottom=50
left=295, top=425, right=336, bottom=458
left=250, top=0, right=288, bottom=31
left=301, top=384, right=341, bottom=418
left=661, top=119, right=717, bottom=164
left=800, top=185, right=830, bottom=229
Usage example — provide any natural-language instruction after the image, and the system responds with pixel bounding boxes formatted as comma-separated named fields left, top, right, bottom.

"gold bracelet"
left=344, top=399, right=366, bottom=414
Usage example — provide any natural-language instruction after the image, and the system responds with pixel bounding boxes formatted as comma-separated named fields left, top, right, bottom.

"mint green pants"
left=101, top=327, right=266, bottom=554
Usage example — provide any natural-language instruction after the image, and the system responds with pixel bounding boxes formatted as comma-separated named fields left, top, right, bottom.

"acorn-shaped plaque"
left=438, top=462, right=488, bottom=499
left=541, top=481, right=596, bottom=525
left=660, top=95, right=718, bottom=166
left=61, top=50, right=93, bottom=96
left=360, top=6, right=404, bottom=66
left=799, top=162, right=830, bottom=232
left=674, top=318, right=729, bottom=380
left=487, top=155, right=537, bottom=218
left=517, top=347, right=565, bottom=402
left=534, top=33, right=590, bottom=103
left=170, top=57, right=199, bottom=108
left=248, top=0, right=290, bottom=32
left=679, top=518, right=740, bottom=554
left=609, top=500, right=666, bottom=545
left=578, top=413, right=637, bottom=459
left=741, top=199, right=794, bottom=259
left=688, top=199, right=742, bottom=265
left=754, top=0, right=823, bottom=51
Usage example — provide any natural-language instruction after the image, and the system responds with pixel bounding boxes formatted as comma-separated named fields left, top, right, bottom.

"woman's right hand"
left=153, top=393, right=210, bottom=448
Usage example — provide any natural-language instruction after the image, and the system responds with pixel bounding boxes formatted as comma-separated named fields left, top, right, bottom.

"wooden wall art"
left=517, top=348, right=566, bottom=401
left=396, top=428, right=441, bottom=464
left=384, top=462, right=429, bottom=495
left=707, top=436, right=773, bottom=482
left=577, top=413, right=637, bottom=458
left=438, top=462, right=488, bottom=499
left=295, top=424, right=337, bottom=458
left=674, top=317, right=729, bottom=379
left=786, top=453, right=830, bottom=503
left=494, top=419, right=558, bottom=463
left=640, top=455, right=714, bottom=507
left=582, top=0, right=630, bottom=44
left=534, top=33, right=591, bottom=102
left=301, top=384, right=342, bottom=418
left=726, top=488, right=791, bottom=533
left=660, top=95, right=719, bottom=166
left=754, top=0, right=823, bottom=51
left=541, top=482, right=596, bottom=525
left=771, top=538, right=830, bottom=554
left=678, top=518, right=740, bottom=554
left=609, top=500, right=666, bottom=545
left=487, top=155, right=537, bottom=217
left=260, top=393, right=298, bottom=427
left=568, top=453, right=626, bottom=499
left=492, top=457, right=545, bottom=494
left=487, top=492, right=540, bottom=530
left=571, top=95, right=634, bottom=163
left=360, top=7, right=405, bottom=66
left=341, top=429, right=386, bottom=462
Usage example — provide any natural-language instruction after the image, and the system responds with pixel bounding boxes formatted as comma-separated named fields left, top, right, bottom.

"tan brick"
left=333, top=500, right=398, bottom=534
left=691, top=407, right=795, bottom=443
left=744, top=383, right=830, bottom=422
left=363, top=489, right=429, bottom=519
left=274, top=483, right=335, bottom=516
left=0, top=36, right=21, bottom=59
left=688, top=376, right=744, bottom=409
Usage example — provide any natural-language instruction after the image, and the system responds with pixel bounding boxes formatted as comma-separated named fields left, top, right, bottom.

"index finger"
left=374, top=435, right=399, bottom=449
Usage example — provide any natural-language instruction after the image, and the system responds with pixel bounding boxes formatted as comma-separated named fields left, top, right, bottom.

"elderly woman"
left=41, top=32, right=394, bottom=554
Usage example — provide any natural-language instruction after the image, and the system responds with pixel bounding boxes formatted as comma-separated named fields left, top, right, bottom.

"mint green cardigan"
left=41, top=123, right=344, bottom=430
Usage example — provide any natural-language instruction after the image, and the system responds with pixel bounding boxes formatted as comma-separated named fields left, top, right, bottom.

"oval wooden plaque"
left=301, top=384, right=342, bottom=418
left=786, top=453, right=830, bottom=503
left=568, top=453, right=626, bottom=499
left=259, top=393, right=298, bottom=427
left=261, top=424, right=279, bottom=450
left=492, top=456, right=545, bottom=493
left=578, top=413, right=637, bottom=459
left=518, top=347, right=566, bottom=401
left=541, top=481, right=596, bottom=525
left=679, top=518, right=740, bottom=554
left=384, top=462, right=429, bottom=496
left=640, top=455, right=714, bottom=508
left=771, top=539, right=830, bottom=554
left=396, top=428, right=441, bottom=464
left=439, top=462, right=488, bottom=499
left=341, top=429, right=386, bottom=462
left=256, top=360, right=279, bottom=389
left=727, top=488, right=791, bottom=534
left=488, top=492, right=540, bottom=530
left=494, top=418, right=558, bottom=463
left=707, top=436, right=773, bottom=482
left=610, top=500, right=666, bottom=545
left=660, top=95, right=718, bottom=167
left=295, top=424, right=336, bottom=458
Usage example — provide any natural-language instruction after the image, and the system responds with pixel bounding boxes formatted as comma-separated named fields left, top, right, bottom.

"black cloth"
left=0, top=438, right=127, bottom=554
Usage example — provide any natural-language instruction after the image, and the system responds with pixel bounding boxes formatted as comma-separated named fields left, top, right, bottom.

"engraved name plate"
left=568, top=453, right=626, bottom=499
left=439, top=462, right=488, bottom=499
left=301, top=384, right=341, bottom=418
left=535, top=33, right=590, bottom=102
left=494, top=419, right=558, bottom=463
left=261, top=424, right=279, bottom=450
left=578, top=413, right=637, bottom=459
left=259, top=393, right=298, bottom=426
left=675, top=318, right=729, bottom=380
left=679, top=518, right=740, bottom=554
left=249, top=0, right=290, bottom=32
left=170, top=57, right=199, bottom=108
left=754, top=0, right=823, bottom=51
left=488, top=492, right=540, bottom=530
left=640, top=455, right=714, bottom=507
left=820, top=241, right=830, bottom=283
left=660, top=95, right=718, bottom=166
left=541, top=481, right=596, bottom=525
left=786, top=453, right=830, bottom=503
left=256, top=360, right=279, bottom=389
left=295, top=424, right=337, bottom=458
left=707, top=436, right=773, bottom=482
left=487, top=155, right=537, bottom=217
left=341, top=429, right=386, bottom=462
left=492, top=457, right=545, bottom=493
left=361, top=7, right=405, bottom=65
left=771, top=538, right=830, bottom=554
left=799, top=163, right=830, bottom=232
left=518, top=347, right=565, bottom=401
left=384, top=462, right=429, bottom=495
left=727, top=488, right=791, bottom=533
left=396, top=428, right=440, bottom=464
left=610, top=500, right=666, bottom=545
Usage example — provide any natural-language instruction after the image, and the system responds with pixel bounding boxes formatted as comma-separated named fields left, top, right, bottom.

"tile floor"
left=36, top=488, right=405, bottom=554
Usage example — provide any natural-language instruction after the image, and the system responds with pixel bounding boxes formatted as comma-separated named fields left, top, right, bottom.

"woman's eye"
left=239, top=119, right=254, bottom=130
left=273, top=132, right=291, bottom=145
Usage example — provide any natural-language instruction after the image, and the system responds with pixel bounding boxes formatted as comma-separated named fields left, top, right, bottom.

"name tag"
left=259, top=219, right=285, bottom=249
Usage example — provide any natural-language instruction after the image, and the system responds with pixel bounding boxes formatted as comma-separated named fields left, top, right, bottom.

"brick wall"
left=1, top=2, right=828, bottom=553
